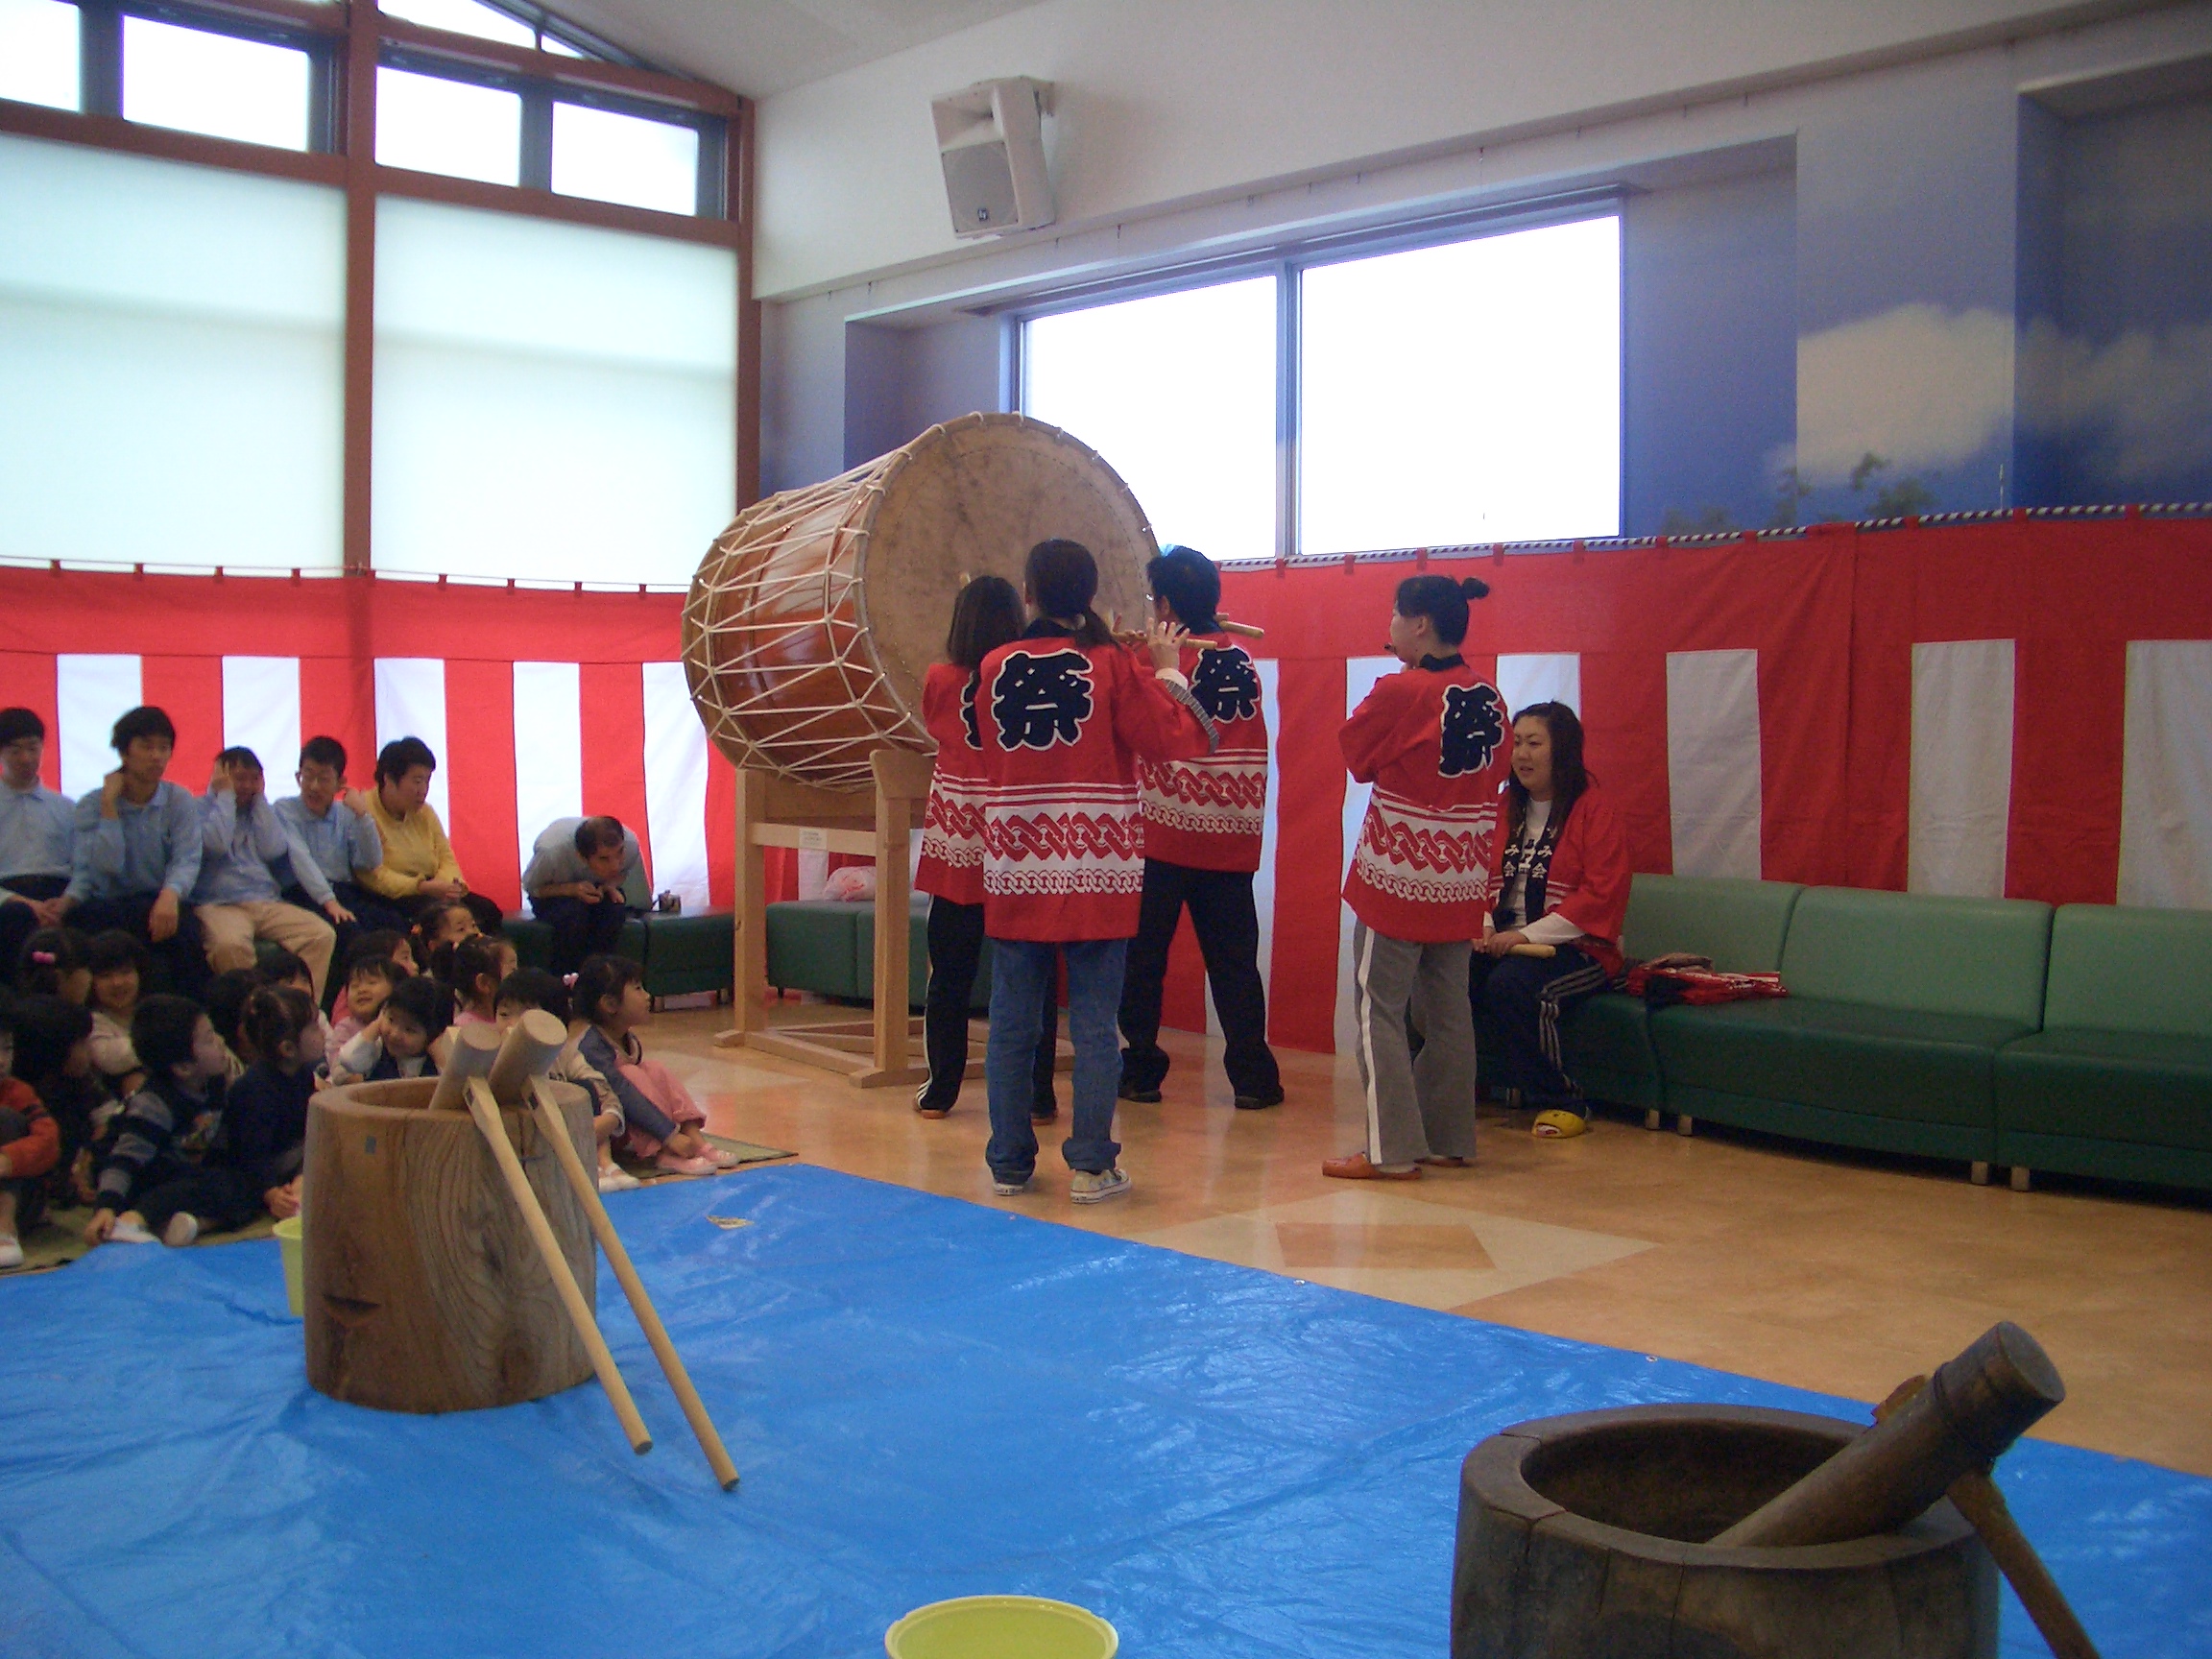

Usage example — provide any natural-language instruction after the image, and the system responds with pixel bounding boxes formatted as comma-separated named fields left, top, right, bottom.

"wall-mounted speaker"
left=931, top=77, right=1055, bottom=240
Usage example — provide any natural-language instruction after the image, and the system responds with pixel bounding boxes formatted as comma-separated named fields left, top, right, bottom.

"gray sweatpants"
left=1349, top=921, right=1478, bottom=1166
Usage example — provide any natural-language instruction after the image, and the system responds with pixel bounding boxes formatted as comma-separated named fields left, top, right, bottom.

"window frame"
left=1011, top=189, right=1628, bottom=564
left=0, top=0, right=757, bottom=579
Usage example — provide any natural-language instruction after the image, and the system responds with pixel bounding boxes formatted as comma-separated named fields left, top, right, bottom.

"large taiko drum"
left=683, top=412, right=1155, bottom=791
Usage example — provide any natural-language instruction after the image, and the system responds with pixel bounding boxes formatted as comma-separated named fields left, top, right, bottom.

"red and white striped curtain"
left=8, top=517, right=2208, bottom=1050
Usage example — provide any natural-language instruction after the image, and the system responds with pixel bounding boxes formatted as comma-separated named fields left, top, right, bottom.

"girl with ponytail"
left=1328, top=569, right=1511, bottom=1181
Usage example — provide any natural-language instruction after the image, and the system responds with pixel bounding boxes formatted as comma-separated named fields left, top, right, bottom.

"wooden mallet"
left=1713, top=1321, right=2099, bottom=1658
left=461, top=1016, right=653, bottom=1457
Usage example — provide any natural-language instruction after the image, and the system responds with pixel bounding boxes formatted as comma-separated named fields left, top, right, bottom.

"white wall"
left=754, top=0, right=2183, bottom=299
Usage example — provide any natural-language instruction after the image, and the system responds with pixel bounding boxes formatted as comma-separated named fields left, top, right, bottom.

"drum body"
left=684, top=412, right=1155, bottom=791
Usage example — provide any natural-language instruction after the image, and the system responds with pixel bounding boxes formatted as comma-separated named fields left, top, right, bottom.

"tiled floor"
left=649, top=1002, right=2212, bottom=1477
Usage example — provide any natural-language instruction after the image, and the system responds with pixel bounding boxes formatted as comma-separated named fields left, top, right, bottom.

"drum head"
left=863, top=414, right=1154, bottom=725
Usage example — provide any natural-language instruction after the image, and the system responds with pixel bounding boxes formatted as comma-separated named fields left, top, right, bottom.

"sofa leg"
left=1675, top=1115, right=1694, bottom=1138
left=1970, top=1161, right=1990, bottom=1187
left=1644, top=1108, right=1662, bottom=1132
left=2010, top=1166, right=2032, bottom=1192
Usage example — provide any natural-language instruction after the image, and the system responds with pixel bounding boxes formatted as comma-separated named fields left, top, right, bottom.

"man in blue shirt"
left=193, top=746, right=339, bottom=1003
left=0, top=708, right=75, bottom=986
left=63, top=707, right=207, bottom=998
left=523, top=815, right=643, bottom=975
left=272, top=735, right=404, bottom=970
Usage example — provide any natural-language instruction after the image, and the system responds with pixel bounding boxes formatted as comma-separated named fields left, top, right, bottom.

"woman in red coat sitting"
left=1473, top=701, right=1632, bottom=1139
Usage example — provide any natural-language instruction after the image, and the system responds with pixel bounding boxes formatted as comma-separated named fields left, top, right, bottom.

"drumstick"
left=1215, top=617, right=1265, bottom=639
left=1506, top=943, right=1555, bottom=958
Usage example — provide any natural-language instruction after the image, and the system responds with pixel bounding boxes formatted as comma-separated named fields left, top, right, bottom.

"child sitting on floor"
left=86, top=995, right=250, bottom=1248
left=260, top=946, right=334, bottom=1055
left=85, top=929, right=150, bottom=1096
left=10, top=994, right=109, bottom=1206
left=435, top=935, right=515, bottom=1027
left=0, top=1005, right=62, bottom=1269
left=494, top=968, right=637, bottom=1194
left=201, top=969, right=262, bottom=1077
left=15, top=926, right=90, bottom=1004
left=330, top=974, right=448, bottom=1082
left=226, top=986, right=323, bottom=1223
left=410, top=899, right=478, bottom=971
left=572, top=954, right=737, bottom=1176
left=329, top=950, right=400, bottom=1049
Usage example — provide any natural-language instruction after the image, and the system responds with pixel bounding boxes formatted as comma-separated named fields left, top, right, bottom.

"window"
left=0, top=0, right=79, bottom=111
left=1300, top=217, right=1621, bottom=551
left=1022, top=276, right=1278, bottom=564
left=375, top=65, right=520, bottom=184
left=552, top=102, right=698, bottom=215
left=0, top=134, right=345, bottom=570
left=372, top=199, right=735, bottom=585
left=122, top=18, right=313, bottom=151
left=1018, top=213, right=1623, bottom=559
left=378, top=0, right=535, bottom=49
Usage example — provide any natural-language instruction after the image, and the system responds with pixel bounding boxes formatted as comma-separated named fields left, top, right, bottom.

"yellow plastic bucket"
left=274, top=1216, right=304, bottom=1317
left=884, top=1596, right=1117, bottom=1659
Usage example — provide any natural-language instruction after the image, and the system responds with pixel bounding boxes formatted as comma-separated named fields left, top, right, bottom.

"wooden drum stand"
left=303, top=1015, right=738, bottom=1488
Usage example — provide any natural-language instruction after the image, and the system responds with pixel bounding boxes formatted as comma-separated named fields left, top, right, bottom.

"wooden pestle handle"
left=488, top=1009, right=568, bottom=1106
left=427, top=1023, right=503, bottom=1113
left=1946, top=1468, right=2101, bottom=1659
left=1712, top=1322, right=2063, bottom=1548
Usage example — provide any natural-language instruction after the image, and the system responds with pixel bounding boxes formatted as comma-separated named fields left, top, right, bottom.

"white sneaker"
left=655, top=1150, right=717, bottom=1176
left=1069, top=1166, right=1131, bottom=1205
left=991, top=1174, right=1030, bottom=1196
left=0, top=1235, right=22, bottom=1269
left=109, top=1218, right=157, bottom=1245
left=162, top=1214, right=201, bottom=1247
left=598, top=1165, right=642, bottom=1192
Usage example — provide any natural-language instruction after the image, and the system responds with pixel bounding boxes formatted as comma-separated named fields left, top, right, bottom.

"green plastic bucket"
left=274, top=1216, right=304, bottom=1317
left=884, top=1596, right=1117, bottom=1659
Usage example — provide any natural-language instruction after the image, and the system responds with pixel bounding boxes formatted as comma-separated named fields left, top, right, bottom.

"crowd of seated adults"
left=0, top=703, right=702, bottom=1270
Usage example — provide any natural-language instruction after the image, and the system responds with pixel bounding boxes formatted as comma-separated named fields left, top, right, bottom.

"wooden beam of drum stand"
left=1875, top=1378, right=2099, bottom=1659
left=460, top=1026, right=653, bottom=1457
left=527, top=1076, right=740, bottom=1489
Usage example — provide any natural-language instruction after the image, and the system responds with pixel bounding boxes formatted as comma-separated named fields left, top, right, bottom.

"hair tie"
left=562, top=974, right=578, bottom=987
left=31, top=950, right=56, bottom=966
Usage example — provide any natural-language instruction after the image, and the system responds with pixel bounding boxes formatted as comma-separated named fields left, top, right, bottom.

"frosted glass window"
left=379, top=0, right=534, bottom=47
left=1023, top=276, right=1277, bottom=564
left=375, top=66, right=520, bottom=184
left=122, top=18, right=311, bottom=151
left=373, top=199, right=736, bottom=585
left=0, top=0, right=79, bottom=110
left=541, top=34, right=584, bottom=56
left=0, top=134, right=345, bottom=570
left=552, top=103, right=698, bottom=215
left=1301, top=216, right=1622, bottom=552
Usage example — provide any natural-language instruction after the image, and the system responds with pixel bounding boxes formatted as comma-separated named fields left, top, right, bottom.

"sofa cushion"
left=1652, top=996, right=2029, bottom=1128
left=2040, top=905, right=2212, bottom=1040
left=1620, top=875, right=1803, bottom=974
left=1554, top=992, right=1662, bottom=1111
left=638, top=910, right=733, bottom=997
left=1778, top=888, right=2052, bottom=1025
left=1996, top=1027, right=2212, bottom=1150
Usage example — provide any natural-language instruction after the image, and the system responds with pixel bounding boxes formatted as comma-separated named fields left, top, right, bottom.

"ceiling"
left=542, top=0, right=1047, bottom=98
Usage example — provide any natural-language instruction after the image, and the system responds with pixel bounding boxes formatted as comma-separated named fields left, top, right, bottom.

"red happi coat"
left=916, top=661, right=988, bottom=906
left=1341, top=656, right=1512, bottom=943
left=1136, top=635, right=1268, bottom=874
left=1480, top=781, right=1633, bottom=978
left=975, top=626, right=1216, bottom=941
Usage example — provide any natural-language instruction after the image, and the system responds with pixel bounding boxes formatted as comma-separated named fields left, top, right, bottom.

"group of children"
left=0, top=885, right=741, bottom=1267
left=909, top=540, right=1633, bottom=1202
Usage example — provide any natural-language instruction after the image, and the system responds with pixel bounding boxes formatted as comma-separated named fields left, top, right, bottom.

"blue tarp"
left=1, top=1165, right=2206, bottom=1658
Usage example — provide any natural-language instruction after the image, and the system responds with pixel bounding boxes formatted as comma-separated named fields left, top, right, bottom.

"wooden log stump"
left=303, top=1075, right=599, bottom=1414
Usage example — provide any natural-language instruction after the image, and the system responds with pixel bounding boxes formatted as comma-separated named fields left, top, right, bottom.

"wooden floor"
left=650, top=1002, right=2212, bottom=1478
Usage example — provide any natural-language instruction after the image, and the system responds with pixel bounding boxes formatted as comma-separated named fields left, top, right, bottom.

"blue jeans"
left=986, top=937, right=1126, bottom=1182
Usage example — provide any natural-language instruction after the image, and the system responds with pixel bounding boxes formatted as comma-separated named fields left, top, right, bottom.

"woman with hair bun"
left=1474, top=701, right=1631, bottom=1139
left=1327, top=573, right=1511, bottom=1181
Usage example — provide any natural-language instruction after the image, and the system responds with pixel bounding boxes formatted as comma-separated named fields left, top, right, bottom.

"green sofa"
left=1995, top=904, right=2212, bottom=1190
left=1477, top=874, right=1803, bottom=1118
left=503, top=866, right=733, bottom=1002
left=1649, top=887, right=2054, bottom=1175
left=765, top=894, right=991, bottom=1012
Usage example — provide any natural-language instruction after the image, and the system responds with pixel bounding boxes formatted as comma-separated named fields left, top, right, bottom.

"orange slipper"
left=1322, top=1152, right=1421, bottom=1180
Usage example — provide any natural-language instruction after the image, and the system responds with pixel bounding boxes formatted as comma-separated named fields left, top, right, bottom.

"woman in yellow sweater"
left=348, top=737, right=503, bottom=935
